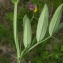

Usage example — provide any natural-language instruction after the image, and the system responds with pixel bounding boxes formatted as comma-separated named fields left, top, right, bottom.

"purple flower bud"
left=34, top=4, right=36, bottom=8
left=29, top=4, right=37, bottom=11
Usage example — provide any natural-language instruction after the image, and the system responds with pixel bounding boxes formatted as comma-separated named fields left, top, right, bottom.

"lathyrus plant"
left=11, top=0, right=63, bottom=63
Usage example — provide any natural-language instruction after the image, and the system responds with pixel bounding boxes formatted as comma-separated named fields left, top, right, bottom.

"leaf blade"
left=49, top=4, right=63, bottom=36
left=55, top=22, right=63, bottom=32
left=23, top=15, right=32, bottom=48
left=36, top=4, right=49, bottom=42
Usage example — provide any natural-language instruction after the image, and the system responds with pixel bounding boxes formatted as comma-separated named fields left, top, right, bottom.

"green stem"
left=13, top=2, right=20, bottom=63
left=30, top=13, right=34, bottom=22
left=28, top=36, right=50, bottom=52
left=20, top=36, right=51, bottom=58
left=27, top=36, right=50, bottom=53
left=17, top=59, right=21, bottom=63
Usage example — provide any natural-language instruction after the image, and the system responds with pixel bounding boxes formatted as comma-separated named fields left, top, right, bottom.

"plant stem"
left=17, top=59, right=21, bottom=63
left=30, top=13, right=34, bottom=22
left=20, top=36, right=51, bottom=58
left=13, top=2, right=20, bottom=63
left=28, top=36, right=51, bottom=53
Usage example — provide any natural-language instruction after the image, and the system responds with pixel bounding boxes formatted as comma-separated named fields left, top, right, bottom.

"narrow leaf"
left=36, top=4, right=49, bottom=42
left=23, top=15, right=32, bottom=48
left=55, top=22, right=63, bottom=32
left=49, top=4, right=63, bottom=36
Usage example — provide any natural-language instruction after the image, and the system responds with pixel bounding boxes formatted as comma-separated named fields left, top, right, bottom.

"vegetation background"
left=0, top=0, right=63, bottom=63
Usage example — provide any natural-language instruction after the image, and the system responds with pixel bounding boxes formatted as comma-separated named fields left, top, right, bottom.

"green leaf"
left=36, top=4, right=49, bottom=42
left=60, top=45, right=63, bottom=52
left=23, top=15, right=32, bottom=48
left=49, top=4, right=63, bottom=36
left=55, top=22, right=63, bottom=32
